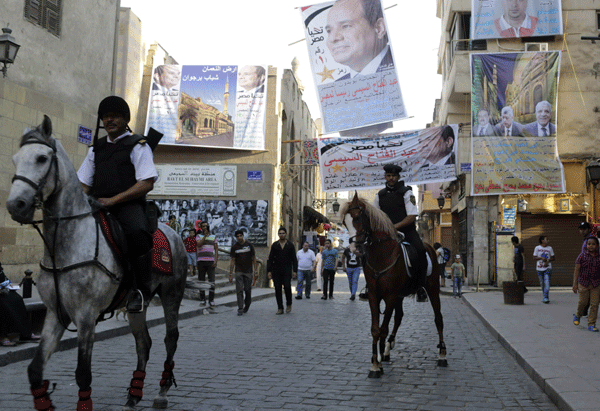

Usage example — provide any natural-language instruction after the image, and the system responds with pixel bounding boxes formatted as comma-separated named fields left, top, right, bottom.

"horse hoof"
left=368, top=370, right=383, bottom=378
left=382, top=355, right=390, bottom=362
left=153, top=396, right=168, bottom=409
left=437, top=359, right=448, bottom=367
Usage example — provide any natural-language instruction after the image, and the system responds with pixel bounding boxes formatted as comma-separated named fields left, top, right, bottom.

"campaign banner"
left=155, top=199, right=269, bottom=248
left=470, top=51, right=564, bottom=195
left=145, top=64, right=267, bottom=150
left=471, top=0, right=563, bottom=40
left=317, top=125, right=458, bottom=192
left=300, top=0, right=407, bottom=134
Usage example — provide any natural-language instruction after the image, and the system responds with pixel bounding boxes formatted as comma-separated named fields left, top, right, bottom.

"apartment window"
left=450, top=13, right=487, bottom=54
left=24, top=0, right=62, bottom=37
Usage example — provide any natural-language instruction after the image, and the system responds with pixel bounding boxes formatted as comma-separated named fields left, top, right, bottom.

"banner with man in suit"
left=470, top=51, right=565, bottom=195
left=300, top=0, right=407, bottom=134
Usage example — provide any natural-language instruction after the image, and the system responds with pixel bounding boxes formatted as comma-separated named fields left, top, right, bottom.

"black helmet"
left=98, top=96, right=130, bottom=123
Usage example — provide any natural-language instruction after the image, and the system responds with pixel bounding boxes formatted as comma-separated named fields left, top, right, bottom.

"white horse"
left=6, top=116, right=187, bottom=410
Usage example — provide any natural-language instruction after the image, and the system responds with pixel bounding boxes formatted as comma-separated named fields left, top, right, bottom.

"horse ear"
left=41, top=115, right=52, bottom=138
left=353, top=191, right=359, bottom=201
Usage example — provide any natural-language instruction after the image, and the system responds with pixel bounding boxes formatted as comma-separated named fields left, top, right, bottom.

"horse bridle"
left=11, top=133, right=118, bottom=331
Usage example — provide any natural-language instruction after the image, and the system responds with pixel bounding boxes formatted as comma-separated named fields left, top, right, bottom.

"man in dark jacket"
left=77, top=96, right=157, bottom=312
left=373, top=164, right=428, bottom=302
left=267, top=227, right=298, bottom=315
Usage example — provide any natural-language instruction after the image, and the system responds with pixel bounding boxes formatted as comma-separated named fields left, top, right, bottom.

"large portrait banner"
left=300, top=0, right=407, bottom=134
left=318, top=125, right=458, bottom=192
left=471, top=0, right=563, bottom=40
left=146, top=64, right=268, bottom=150
left=470, top=51, right=565, bottom=196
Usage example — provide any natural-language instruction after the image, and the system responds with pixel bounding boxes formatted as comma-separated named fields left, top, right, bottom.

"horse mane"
left=340, top=196, right=398, bottom=239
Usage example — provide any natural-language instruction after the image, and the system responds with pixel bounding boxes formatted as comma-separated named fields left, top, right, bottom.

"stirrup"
left=126, top=289, right=145, bottom=313
left=416, top=287, right=428, bottom=302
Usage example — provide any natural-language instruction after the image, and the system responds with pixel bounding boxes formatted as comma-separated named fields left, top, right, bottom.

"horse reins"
left=12, top=134, right=120, bottom=331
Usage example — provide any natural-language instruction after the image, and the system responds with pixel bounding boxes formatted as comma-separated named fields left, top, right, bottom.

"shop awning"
left=303, top=206, right=329, bottom=230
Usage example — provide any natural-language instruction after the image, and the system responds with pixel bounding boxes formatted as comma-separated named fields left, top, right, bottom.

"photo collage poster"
left=155, top=199, right=269, bottom=249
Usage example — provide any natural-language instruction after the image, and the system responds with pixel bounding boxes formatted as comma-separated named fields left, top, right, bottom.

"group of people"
left=511, top=235, right=555, bottom=304
left=474, top=102, right=556, bottom=137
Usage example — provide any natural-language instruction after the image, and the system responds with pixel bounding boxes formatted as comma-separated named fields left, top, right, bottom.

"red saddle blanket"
left=152, top=228, right=173, bottom=274
left=97, top=211, right=172, bottom=275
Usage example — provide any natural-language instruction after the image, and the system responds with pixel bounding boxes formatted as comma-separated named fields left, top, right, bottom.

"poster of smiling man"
left=300, top=0, right=407, bottom=134
left=470, top=51, right=565, bottom=196
left=145, top=64, right=267, bottom=150
left=471, top=0, right=563, bottom=40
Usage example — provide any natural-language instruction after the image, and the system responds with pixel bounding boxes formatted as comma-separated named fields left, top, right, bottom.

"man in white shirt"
left=77, top=96, right=158, bottom=312
left=295, top=242, right=317, bottom=299
left=493, top=0, right=538, bottom=38
left=326, top=0, right=394, bottom=81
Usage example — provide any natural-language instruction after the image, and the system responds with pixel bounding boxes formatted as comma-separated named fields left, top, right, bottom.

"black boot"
left=416, top=259, right=428, bottom=303
left=127, top=251, right=153, bottom=313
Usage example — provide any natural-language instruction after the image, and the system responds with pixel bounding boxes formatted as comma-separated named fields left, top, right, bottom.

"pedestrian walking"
left=321, top=239, right=339, bottom=300
left=572, top=236, right=600, bottom=332
left=533, top=235, right=555, bottom=304
left=184, top=229, right=197, bottom=277
left=229, top=230, right=257, bottom=316
left=342, top=244, right=362, bottom=300
left=451, top=255, right=466, bottom=297
left=295, top=242, right=316, bottom=300
left=315, top=246, right=323, bottom=291
left=511, top=236, right=527, bottom=293
left=267, top=227, right=298, bottom=315
left=197, top=221, right=218, bottom=307
left=578, top=221, right=596, bottom=316
left=433, top=242, right=446, bottom=287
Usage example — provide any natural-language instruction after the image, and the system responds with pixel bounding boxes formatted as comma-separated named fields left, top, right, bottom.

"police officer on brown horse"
left=373, top=163, right=428, bottom=302
left=77, top=96, right=157, bottom=312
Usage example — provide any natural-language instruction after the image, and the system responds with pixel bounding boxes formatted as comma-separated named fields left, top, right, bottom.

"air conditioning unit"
left=524, top=42, right=548, bottom=52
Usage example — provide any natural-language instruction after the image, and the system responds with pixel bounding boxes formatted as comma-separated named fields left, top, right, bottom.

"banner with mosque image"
left=471, top=0, right=563, bottom=40
left=300, top=0, right=407, bottom=134
left=145, top=64, right=268, bottom=150
left=470, top=51, right=565, bottom=196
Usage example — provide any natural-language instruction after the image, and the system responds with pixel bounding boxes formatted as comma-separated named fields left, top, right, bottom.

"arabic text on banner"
left=471, top=0, right=563, bottom=40
left=317, top=125, right=458, bottom=192
left=145, top=64, right=267, bottom=150
left=300, top=1, right=407, bottom=134
left=470, top=51, right=564, bottom=196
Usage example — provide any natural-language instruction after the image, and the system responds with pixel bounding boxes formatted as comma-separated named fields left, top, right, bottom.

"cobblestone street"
left=0, top=275, right=558, bottom=410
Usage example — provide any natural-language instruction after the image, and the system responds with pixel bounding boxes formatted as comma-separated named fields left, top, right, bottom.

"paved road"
left=0, top=274, right=558, bottom=410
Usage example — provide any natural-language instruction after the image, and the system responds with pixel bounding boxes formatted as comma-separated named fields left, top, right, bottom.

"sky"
left=120, top=0, right=442, bottom=134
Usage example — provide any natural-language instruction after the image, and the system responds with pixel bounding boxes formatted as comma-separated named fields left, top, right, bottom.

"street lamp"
left=0, top=26, right=21, bottom=78
left=586, top=159, right=600, bottom=188
left=437, top=193, right=445, bottom=209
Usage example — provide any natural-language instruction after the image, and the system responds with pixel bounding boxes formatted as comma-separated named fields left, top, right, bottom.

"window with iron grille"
left=24, top=0, right=62, bottom=37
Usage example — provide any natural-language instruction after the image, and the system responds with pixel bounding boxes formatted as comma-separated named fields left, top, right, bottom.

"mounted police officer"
left=77, top=96, right=158, bottom=313
left=373, top=164, right=428, bottom=302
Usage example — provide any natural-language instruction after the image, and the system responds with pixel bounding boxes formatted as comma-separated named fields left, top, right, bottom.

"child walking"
left=533, top=236, right=555, bottom=304
left=573, top=236, right=600, bottom=332
left=451, top=255, right=466, bottom=297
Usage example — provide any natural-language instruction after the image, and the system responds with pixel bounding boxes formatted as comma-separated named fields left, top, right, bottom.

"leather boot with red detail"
left=76, top=388, right=92, bottom=411
left=31, top=380, right=54, bottom=411
left=125, top=370, right=146, bottom=407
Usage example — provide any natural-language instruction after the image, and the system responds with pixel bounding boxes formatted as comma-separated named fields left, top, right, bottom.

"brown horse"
left=341, top=193, right=447, bottom=378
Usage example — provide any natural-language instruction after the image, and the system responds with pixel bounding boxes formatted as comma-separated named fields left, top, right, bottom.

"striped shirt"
left=197, top=234, right=217, bottom=262
left=576, top=252, right=600, bottom=288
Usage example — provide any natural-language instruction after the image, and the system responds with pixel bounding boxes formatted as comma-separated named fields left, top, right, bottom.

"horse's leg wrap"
left=76, top=388, right=92, bottom=411
left=128, top=370, right=146, bottom=400
left=160, top=361, right=177, bottom=388
left=31, top=380, right=54, bottom=411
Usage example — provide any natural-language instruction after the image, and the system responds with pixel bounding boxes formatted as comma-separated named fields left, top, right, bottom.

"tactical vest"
left=91, top=134, right=145, bottom=200
left=377, top=182, right=416, bottom=234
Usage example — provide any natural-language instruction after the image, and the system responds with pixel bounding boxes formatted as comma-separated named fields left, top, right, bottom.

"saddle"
left=399, top=240, right=433, bottom=279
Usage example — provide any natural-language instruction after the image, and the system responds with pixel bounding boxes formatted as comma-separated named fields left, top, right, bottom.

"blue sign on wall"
left=78, top=125, right=92, bottom=145
left=247, top=171, right=263, bottom=181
